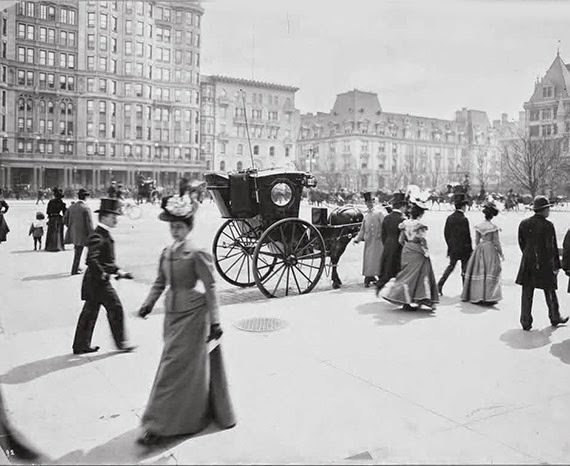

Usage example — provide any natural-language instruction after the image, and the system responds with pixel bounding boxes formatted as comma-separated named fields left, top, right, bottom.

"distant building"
left=298, top=89, right=504, bottom=192
left=0, top=0, right=205, bottom=193
left=199, top=75, right=300, bottom=174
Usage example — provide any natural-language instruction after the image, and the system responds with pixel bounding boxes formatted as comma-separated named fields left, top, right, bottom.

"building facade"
left=199, top=75, right=300, bottom=174
left=0, top=0, right=205, bottom=193
left=298, top=90, right=504, bottom=193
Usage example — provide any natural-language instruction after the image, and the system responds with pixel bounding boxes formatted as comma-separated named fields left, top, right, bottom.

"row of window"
left=16, top=139, right=71, bottom=155
left=18, top=2, right=77, bottom=25
left=87, top=102, right=197, bottom=123
left=85, top=121, right=199, bottom=144
left=17, top=47, right=75, bottom=69
left=300, top=126, right=468, bottom=143
left=529, top=124, right=558, bottom=137
left=17, top=117, right=73, bottom=136
left=215, top=144, right=289, bottom=157
left=529, top=108, right=557, bottom=121
left=87, top=0, right=201, bottom=28
left=17, top=24, right=76, bottom=46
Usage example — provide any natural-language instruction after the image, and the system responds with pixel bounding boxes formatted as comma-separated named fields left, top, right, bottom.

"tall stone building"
left=298, top=89, right=504, bottom=192
left=0, top=0, right=205, bottom=193
left=199, top=75, right=300, bottom=174
left=524, top=52, right=570, bottom=149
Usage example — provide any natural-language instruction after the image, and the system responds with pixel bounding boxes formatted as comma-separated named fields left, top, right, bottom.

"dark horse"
left=318, top=205, right=364, bottom=289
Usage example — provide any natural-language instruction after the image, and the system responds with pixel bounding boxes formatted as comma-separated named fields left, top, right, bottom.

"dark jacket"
left=66, top=201, right=93, bottom=247
left=444, top=210, right=472, bottom=261
left=516, top=214, right=560, bottom=290
left=380, top=209, right=405, bottom=278
left=46, top=198, right=66, bottom=217
left=81, top=226, right=120, bottom=301
left=0, top=199, right=8, bottom=214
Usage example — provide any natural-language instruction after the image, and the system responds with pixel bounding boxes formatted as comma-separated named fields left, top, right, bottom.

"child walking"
left=29, top=212, right=46, bottom=251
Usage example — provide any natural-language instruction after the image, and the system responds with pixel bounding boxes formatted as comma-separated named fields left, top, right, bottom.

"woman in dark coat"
left=45, top=187, right=67, bottom=251
left=137, top=195, right=235, bottom=445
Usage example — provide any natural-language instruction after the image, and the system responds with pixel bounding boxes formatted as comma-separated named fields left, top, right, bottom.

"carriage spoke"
left=272, top=265, right=288, bottom=297
left=225, top=253, right=246, bottom=274
left=293, top=263, right=312, bottom=283
left=256, top=260, right=283, bottom=270
left=217, top=250, right=243, bottom=262
left=221, top=230, right=237, bottom=242
left=235, top=253, right=246, bottom=282
left=257, top=250, right=283, bottom=258
left=279, top=224, right=287, bottom=255
left=294, top=235, right=321, bottom=255
left=296, top=252, right=323, bottom=261
left=263, top=262, right=287, bottom=284
left=246, top=251, right=251, bottom=282
left=296, top=261, right=322, bottom=270
left=285, top=266, right=291, bottom=296
left=293, top=228, right=309, bottom=252
left=290, top=266, right=302, bottom=294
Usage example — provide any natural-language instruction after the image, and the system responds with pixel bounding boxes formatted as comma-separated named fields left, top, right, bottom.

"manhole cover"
left=234, top=317, right=287, bottom=333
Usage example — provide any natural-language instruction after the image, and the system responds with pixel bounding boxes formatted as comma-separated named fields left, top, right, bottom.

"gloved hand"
left=116, top=271, right=133, bottom=280
left=138, top=305, right=152, bottom=318
left=207, top=324, right=223, bottom=342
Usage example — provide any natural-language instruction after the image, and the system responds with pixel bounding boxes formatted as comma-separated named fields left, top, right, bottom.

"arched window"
left=26, top=99, right=32, bottom=112
left=47, top=101, right=54, bottom=114
left=219, top=160, right=225, bottom=171
left=253, top=145, right=259, bottom=155
left=67, top=103, right=73, bottom=115
left=237, top=144, right=243, bottom=155
left=39, top=100, right=45, bottom=113
left=60, top=102, right=66, bottom=115
left=18, top=98, right=25, bottom=111
left=269, top=146, right=275, bottom=156
left=237, top=161, right=243, bottom=171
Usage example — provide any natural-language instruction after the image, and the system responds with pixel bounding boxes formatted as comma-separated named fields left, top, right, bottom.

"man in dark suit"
left=516, top=195, right=568, bottom=331
left=72, top=198, right=136, bottom=354
left=66, top=188, right=93, bottom=275
left=437, top=193, right=473, bottom=295
left=375, top=192, right=407, bottom=295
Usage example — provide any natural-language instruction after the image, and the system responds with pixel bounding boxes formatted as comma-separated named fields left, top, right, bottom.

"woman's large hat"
left=159, top=195, right=198, bottom=222
left=411, top=199, right=429, bottom=210
left=94, top=198, right=122, bottom=215
left=532, top=195, right=552, bottom=211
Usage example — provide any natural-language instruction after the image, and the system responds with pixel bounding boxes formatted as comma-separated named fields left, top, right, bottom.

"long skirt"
left=461, top=241, right=502, bottom=303
left=0, top=213, right=8, bottom=243
left=141, top=306, right=236, bottom=437
left=45, top=216, right=64, bottom=251
left=381, top=241, right=439, bottom=307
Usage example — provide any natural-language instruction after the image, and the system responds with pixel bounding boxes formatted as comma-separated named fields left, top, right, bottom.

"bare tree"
left=475, top=147, right=490, bottom=191
left=503, top=134, right=568, bottom=197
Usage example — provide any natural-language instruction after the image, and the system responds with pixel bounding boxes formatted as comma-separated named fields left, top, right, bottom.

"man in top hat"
left=72, top=198, right=136, bottom=354
left=516, top=195, right=569, bottom=331
left=66, top=188, right=94, bottom=275
left=354, top=192, right=384, bottom=287
left=375, top=191, right=407, bottom=295
left=107, top=180, right=118, bottom=199
left=437, top=192, right=473, bottom=295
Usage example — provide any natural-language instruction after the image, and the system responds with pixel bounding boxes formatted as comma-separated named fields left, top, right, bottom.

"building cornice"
left=202, top=75, right=299, bottom=93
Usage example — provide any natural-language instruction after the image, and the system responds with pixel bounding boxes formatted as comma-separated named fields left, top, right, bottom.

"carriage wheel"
left=213, top=219, right=264, bottom=287
left=252, top=218, right=326, bottom=298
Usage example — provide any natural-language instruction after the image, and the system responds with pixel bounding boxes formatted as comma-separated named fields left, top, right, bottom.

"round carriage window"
left=270, top=182, right=293, bottom=206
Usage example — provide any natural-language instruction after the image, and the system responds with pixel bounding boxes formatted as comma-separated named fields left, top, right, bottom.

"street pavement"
left=2, top=199, right=570, bottom=463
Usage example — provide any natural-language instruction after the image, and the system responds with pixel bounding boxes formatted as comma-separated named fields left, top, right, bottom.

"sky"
left=201, top=0, right=570, bottom=121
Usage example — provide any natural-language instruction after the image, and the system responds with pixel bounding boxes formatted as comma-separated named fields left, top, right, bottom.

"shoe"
left=437, top=285, right=443, bottom=296
left=70, top=270, right=83, bottom=276
left=117, top=344, right=137, bottom=353
left=551, top=316, right=569, bottom=327
left=136, top=431, right=162, bottom=446
left=73, top=346, right=100, bottom=355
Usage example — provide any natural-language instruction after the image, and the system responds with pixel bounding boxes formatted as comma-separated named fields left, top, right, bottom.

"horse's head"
left=328, top=205, right=364, bottom=225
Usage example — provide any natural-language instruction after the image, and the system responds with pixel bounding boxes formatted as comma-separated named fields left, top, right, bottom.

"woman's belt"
left=48, top=214, right=62, bottom=218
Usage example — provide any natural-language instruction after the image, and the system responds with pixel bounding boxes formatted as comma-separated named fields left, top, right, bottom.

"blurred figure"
left=45, top=187, right=66, bottom=252
left=0, top=189, right=8, bottom=245
left=66, top=188, right=94, bottom=275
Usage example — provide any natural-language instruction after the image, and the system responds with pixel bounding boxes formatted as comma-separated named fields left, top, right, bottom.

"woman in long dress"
left=45, top=187, right=66, bottom=251
left=137, top=195, right=236, bottom=446
left=380, top=200, right=439, bottom=311
left=461, top=201, right=503, bottom=304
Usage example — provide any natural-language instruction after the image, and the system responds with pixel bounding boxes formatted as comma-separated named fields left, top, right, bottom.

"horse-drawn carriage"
left=136, top=177, right=161, bottom=204
left=204, top=168, right=363, bottom=298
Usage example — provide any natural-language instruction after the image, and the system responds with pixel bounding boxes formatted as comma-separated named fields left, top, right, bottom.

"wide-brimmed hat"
left=94, top=198, right=122, bottom=215
left=159, top=195, right=198, bottom=222
left=77, top=188, right=90, bottom=198
left=362, top=192, right=374, bottom=203
left=533, top=195, right=552, bottom=211
left=482, top=201, right=499, bottom=215
left=411, top=199, right=429, bottom=210
left=390, top=192, right=407, bottom=206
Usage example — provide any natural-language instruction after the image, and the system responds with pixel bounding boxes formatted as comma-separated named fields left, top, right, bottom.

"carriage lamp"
left=270, top=182, right=293, bottom=207
left=305, top=175, right=317, bottom=188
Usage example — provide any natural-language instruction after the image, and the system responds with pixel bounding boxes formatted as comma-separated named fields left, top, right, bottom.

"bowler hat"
left=532, top=195, right=552, bottom=211
left=77, top=188, right=90, bottom=198
left=390, top=192, right=407, bottom=206
left=94, top=198, right=122, bottom=215
left=363, top=192, right=373, bottom=203
left=453, top=193, right=468, bottom=205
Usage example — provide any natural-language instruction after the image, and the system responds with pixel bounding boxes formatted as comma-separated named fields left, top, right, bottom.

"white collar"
left=392, top=208, right=402, bottom=213
left=97, top=222, right=112, bottom=232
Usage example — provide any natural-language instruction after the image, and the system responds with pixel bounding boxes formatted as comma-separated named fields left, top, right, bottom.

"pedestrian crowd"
left=355, top=190, right=570, bottom=330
